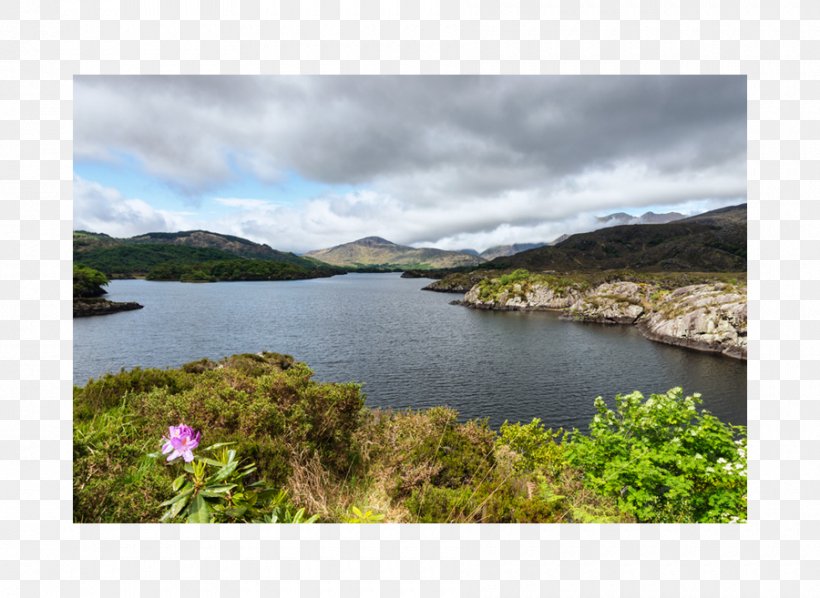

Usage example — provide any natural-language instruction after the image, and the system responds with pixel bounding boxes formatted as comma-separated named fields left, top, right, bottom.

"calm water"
left=74, top=274, right=747, bottom=429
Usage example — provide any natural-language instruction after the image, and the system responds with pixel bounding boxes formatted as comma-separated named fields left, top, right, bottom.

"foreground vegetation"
left=74, top=353, right=746, bottom=523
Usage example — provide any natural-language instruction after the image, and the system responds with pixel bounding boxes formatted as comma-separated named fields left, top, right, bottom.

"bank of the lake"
left=458, top=270, right=747, bottom=360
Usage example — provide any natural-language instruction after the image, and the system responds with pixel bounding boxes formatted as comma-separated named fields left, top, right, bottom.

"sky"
left=74, top=75, right=746, bottom=253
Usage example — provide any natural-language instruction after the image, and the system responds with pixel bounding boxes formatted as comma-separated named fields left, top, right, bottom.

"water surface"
left=74, top=274, right=747, bottom=429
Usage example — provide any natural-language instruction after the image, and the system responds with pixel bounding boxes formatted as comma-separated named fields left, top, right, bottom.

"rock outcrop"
left=460, top=278, right=747, bottom=360
left=635, top=284, right=747, bottom=359
left=463, top=282, right=583, bottom=310
left=73, top=298, right=143, bottom=318
left=562, top=282, right=648, bottom=324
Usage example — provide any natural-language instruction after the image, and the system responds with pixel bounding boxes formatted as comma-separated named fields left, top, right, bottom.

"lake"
left=74, top=273, right=747, bottom=430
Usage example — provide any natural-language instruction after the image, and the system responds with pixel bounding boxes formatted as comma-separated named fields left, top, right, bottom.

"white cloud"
left=74, top=177, right=190, bottom=238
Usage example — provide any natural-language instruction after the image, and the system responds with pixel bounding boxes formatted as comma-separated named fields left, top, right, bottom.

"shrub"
left=74, top=353, right=365, bottom=522
left=73, top=265, right=109, bottom=298
left=565, top=388, right=747, bottom=523
left=496, top=418, right=565, bottom=477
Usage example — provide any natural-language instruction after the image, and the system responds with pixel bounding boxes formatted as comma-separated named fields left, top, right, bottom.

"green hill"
left=73, top=230, right=342, bottom=281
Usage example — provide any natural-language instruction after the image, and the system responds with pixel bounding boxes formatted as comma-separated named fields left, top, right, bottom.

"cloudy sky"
left=74, top=75, right=746, bottom=253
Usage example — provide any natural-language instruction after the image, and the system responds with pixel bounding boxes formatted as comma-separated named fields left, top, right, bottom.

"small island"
left=73, top=265, right=143, bottom=318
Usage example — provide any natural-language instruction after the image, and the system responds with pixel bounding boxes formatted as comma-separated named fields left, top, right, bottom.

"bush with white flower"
left=565, top=387, right=746, bottom=523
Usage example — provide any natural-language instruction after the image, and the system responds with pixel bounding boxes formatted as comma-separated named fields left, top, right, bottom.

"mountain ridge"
left=305, top=236, right=485, bottom=270
left=489, top=203, right=746, bottom=272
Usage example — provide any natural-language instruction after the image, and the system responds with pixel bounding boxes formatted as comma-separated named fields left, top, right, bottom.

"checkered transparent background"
left=0, top=0, right=817, bottom=595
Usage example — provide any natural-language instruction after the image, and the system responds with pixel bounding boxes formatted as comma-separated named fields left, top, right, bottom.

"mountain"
left=473, top=211, right=686, bottom=262
left=597, top=210, right=685, bottom=226
left=479, top=243, right=548, bottom=261
left=305, top=236, right=486, bottom=269
left=128, top=230, right=311, bottom=266
left=73, top=230, right=340, bottom=281
left=488, top=204, right=746, bottom=272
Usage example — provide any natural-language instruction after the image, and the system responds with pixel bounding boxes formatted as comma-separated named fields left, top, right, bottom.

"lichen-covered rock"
left=636, top=283, right=747, bottom=359
left=564, top=282, right=649, bottom=324
left=463, top=282, right=582, bottom=310
left=460, top=276, right=746, bottom=360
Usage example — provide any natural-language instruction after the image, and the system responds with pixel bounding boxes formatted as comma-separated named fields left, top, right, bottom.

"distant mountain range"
left=479, top=243, right=549, bottom=261
left=486, top=204, right=746, bottom=272
left=466, top=211, right=687, bottom=261
left=73, top=205, right=744, bottom=280
left=304, top=236, right=486, bottom=270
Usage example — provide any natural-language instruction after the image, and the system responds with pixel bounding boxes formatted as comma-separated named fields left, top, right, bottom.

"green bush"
left=498, top=269, right=531, bottom=286
left=565, top=388, right=747, bottom=523
left=74, top=353, right=365, bottom=522
left=496, top=418, right=565, bottom=477
left=406, top=485, right=479, bottom=522
left=73, top=265, right=109, bottom=298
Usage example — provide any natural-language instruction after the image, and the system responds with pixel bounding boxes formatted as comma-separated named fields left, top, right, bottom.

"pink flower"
left=161, top=424, right=201, bottom=463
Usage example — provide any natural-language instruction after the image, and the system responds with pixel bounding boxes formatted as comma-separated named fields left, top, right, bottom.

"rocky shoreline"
left=461, top=279, right=746, bottom=360
left=73, top=298, right=144, bottom=318
left=420, top=271, right=493, bottom=293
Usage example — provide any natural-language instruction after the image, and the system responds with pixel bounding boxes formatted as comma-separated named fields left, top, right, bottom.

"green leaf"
left=159, top=486, right=193, bottom=507
left=211, top=460, right=239, bottom=483
left=187, top=494, right=212, bottom=523
left=172, top=475, right=187, bottom=492
left=204, top=442, right=237, bottom=452
left=199, top=484, right=237, bottom=497
left=161, top=494, right=190, bottom=521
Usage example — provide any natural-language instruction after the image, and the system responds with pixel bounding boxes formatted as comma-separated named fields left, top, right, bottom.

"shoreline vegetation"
left=74, top=352, right=747, bottom=524
left=73, top=264, right=144, bottom=318
left=426, top=269, right=747, bottom=360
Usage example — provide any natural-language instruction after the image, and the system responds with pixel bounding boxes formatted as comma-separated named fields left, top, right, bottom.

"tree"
left=73, top=265, right=109, bottom=298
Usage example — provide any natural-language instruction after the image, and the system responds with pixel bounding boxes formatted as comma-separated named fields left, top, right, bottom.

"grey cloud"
left=74, top=75, right=746, bottom=250
left=75, top=75, right=746, bottom=191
